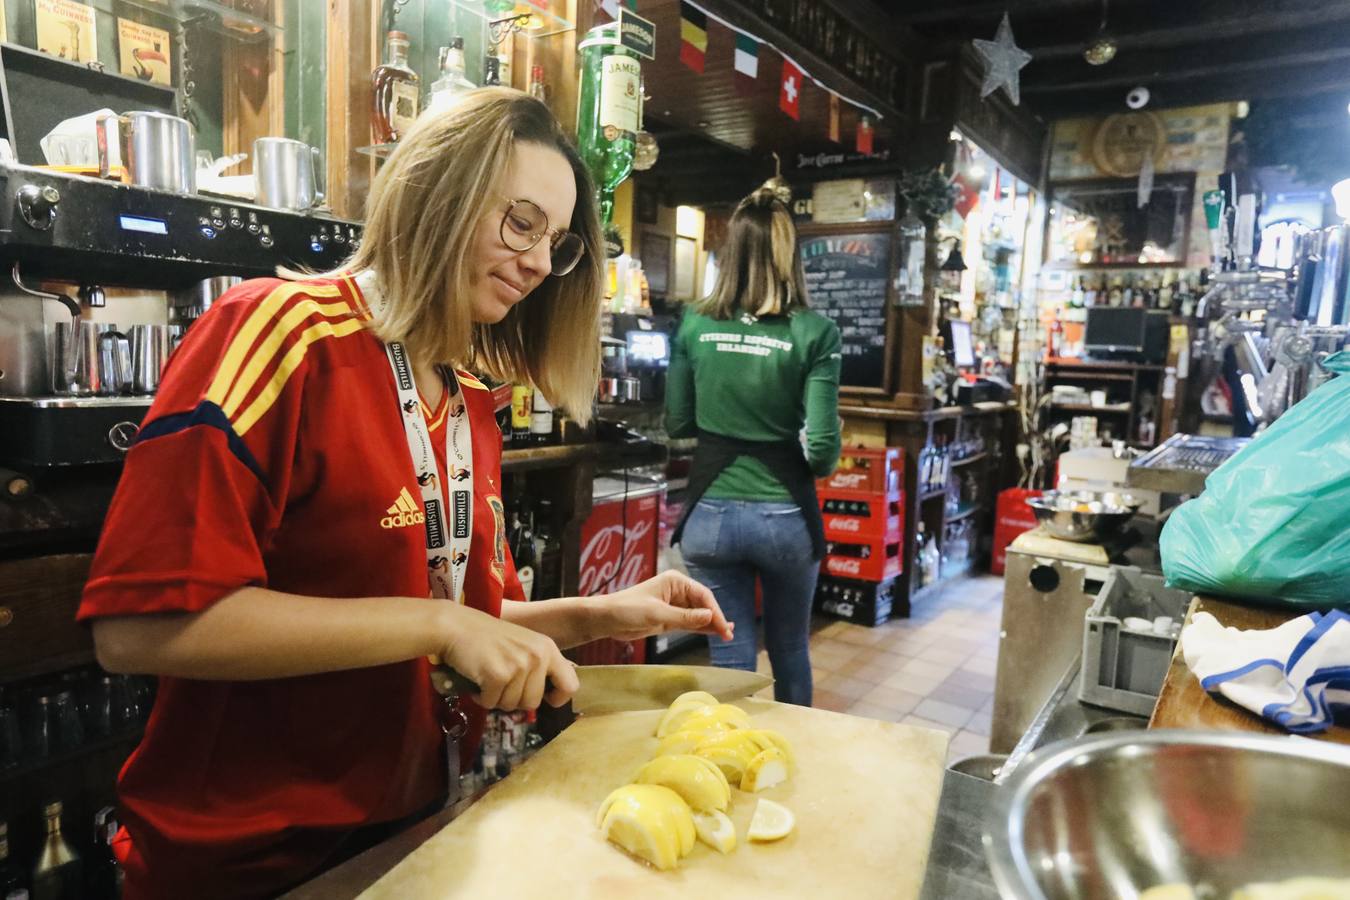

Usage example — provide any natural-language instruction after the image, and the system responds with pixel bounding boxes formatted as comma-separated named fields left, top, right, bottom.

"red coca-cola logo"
left=828, top=472, right=871, bottom=489
left=827, top=556, right=862, bottom=577
left=578, top=518, right=653, bottom=596
left=826, top=516, right=861, bottom=532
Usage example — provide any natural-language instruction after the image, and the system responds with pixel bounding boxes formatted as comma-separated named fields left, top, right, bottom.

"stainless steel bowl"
left=984, top=730, right=1350, bottom=900
left=1025, top=489, right=1141, bottom=543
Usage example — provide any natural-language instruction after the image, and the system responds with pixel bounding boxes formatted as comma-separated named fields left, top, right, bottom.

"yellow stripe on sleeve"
left=233, top=317, right=367, bottom=435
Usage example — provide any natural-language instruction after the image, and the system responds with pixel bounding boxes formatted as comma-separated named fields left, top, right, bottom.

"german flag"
left=679, top=1, right=707, bottom=74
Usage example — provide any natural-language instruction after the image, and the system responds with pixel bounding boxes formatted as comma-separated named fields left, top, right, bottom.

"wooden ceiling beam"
left=1024, top=25, right=1350, bottom=93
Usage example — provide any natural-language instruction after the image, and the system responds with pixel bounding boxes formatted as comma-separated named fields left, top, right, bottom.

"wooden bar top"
left=1149, top=595, right=1350, bottom=745
left=838, top=400, right=1016, bottom=423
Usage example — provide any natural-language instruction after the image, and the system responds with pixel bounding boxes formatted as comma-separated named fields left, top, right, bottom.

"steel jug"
left=253, top=137, right=325, bottom=210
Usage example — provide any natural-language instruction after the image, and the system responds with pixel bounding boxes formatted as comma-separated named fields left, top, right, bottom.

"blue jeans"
left=680, top=499, right=819, bottom=706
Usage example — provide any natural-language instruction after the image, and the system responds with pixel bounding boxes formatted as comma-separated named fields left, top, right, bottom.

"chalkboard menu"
left=799, top=229, right=893, bottom=390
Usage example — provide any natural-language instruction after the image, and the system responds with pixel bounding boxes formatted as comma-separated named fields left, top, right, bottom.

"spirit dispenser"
left=576, top=22, right=643, bottom=225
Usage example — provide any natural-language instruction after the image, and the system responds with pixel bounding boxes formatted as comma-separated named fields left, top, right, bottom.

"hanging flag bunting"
left=827, top=94, right=840, bottom=142
left=733, top=32, right=759, bottom=93
left=779, top=58, right=802, bottom=120
left=679, top=1, right=707, bottom=73
left=856, top=114, right=874, bottom=155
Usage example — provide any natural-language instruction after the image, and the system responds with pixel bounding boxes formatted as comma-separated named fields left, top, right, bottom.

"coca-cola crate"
left=819, top=490, right=903, bottom=543
left=822, top=534, right=902, bottom=583
left=818, top=447, right=904, bottom=495
left=993, top=488, right=1043, bottom=576
left=814, top=574, right=895, bottom=627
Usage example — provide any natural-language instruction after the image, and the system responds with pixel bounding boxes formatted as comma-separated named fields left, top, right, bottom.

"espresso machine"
left=0, top=160, right=360, bottom=550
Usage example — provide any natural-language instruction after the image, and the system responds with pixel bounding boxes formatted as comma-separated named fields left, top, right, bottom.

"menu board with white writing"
left=799, top=230, right=892, bottom=390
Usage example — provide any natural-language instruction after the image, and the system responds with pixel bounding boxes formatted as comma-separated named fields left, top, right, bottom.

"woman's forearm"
left=500, top=597, right=599, bottom=650
left=92, top=587, right=452, bottom=680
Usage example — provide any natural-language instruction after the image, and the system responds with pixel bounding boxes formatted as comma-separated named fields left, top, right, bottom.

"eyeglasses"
left=498, top=197, right=586, bottom=277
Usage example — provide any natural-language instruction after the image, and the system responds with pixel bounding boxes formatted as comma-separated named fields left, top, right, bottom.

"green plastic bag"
left=1160, top=351, right=1350, bottom=609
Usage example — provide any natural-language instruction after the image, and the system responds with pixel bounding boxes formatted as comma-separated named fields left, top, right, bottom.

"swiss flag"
left=779, top=59, right=802, bottom=120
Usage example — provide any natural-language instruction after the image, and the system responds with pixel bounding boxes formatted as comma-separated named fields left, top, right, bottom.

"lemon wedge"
left=635, top=754, right=731, bottom=812
left=742, top=729, right=796, bottom=768
left=656, top=728, right=725, bottom=757
left=658, top=702, right=750, bottom=737
left=740, top=747, right=789, bottom=793
left=692, top=809, right=737, bottom=854
left=693, top=731, right=760, bottom=783
left=597, top=784, right=696, bottom=870
left=670, top=690, right=719, bottom=708
left=747, top=798, right=795, bottom=842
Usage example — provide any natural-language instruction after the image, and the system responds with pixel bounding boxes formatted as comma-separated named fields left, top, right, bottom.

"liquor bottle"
left=528, top=64, right=547, bottom=102
left=372, top=31, right=419, bottom=144
left=31, top=803, right=79, bottom=900
left=85, top=808, right=121, bottom=900
left=510, top=385, right=533, bottom=444
left=483, top=54, right=501, bottom=87
left=532, top=499, right=561, bottom=600
left=529, top=392, right=554, bottom=445
left=0, top=821, right=27, bottom=900
left=576, top=22, right=641, bottom=224
left=426, top=37, right=475, bottom=116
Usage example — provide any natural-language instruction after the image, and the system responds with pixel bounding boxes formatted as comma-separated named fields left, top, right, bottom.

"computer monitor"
left=625, top=329, right=669, bottom=368
left=1084, top=307, right=1147, bottom=357
left=946, top=320, right=976, bottom=369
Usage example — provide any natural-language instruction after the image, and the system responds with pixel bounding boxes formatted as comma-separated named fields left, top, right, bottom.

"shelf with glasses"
left=0, top=725, right=144, bottom=786
left=1049, top=402, right=1132, bottom=414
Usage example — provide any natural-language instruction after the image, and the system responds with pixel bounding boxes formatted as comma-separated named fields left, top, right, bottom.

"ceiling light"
left=969, top=163, right=987, bottom=178
left=1084, top=37, right=1116, bottom=66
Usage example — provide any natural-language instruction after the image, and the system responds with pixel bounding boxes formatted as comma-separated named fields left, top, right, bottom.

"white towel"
left=1181, top=609, right=1350, bottom=733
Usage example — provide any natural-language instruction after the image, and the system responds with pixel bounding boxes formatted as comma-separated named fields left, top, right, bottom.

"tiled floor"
left=670, top=574, right=1003, bottom=764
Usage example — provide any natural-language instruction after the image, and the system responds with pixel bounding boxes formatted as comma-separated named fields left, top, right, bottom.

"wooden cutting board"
left=359, top=699, right=948, bottom=899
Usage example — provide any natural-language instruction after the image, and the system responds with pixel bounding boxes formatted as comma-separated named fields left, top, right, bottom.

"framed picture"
left=674, top=235, right=697, bottom=301
left=642, top=231, right=670, bottom=297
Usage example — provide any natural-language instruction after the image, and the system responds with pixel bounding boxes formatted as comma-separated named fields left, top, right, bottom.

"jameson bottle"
left=576, top=22, right=641, bottom=224
left=372, top=30, right=419, bottom=144
left=31, top=803, right=79, bottom=900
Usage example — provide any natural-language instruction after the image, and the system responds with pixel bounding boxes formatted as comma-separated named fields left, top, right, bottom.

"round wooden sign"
left=1091, top=111, right=1166, bottom=177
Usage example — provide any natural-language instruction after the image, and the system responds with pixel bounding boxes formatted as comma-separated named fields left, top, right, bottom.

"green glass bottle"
left=575, top=23, right=641, bottom=225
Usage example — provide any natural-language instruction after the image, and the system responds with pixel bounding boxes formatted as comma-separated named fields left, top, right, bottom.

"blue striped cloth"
left=1180, top=609, right=1350, bottom=733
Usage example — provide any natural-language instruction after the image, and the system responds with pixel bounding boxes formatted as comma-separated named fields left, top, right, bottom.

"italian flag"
left=733, top=33, right=759, bottom=94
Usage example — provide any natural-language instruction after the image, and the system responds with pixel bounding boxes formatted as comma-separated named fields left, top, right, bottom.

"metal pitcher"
left=129, top=324, right=171, bottom=394
left=253, top=137, right=325, bottom=210
left=52, top=321, right=116, bottom=395
left=97, top=111, right=196, bottom=194
left=96, top=330, right=132, bottom=396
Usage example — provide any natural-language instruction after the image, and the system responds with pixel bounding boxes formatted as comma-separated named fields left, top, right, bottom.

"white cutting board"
left=359, top=699, right=948, bottom=899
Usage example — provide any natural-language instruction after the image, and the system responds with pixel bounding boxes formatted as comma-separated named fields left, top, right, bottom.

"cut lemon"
left=692, top=809, right=737, bottom=854
left=656, top=728, right=726, bottom=757
left=659, top=702, right=750, bottom=737
left=597, top=784, right=696, bottom=870
left=635, top=754, right=731, bottom=812
left=670, top=690, right=719, bottom=708
left=747, top=798, right=795, bottom=842
left=742, top=729, right=796, bottom=767
left=693, top=731, right=759, bottom=783
left=740, top=747, right=789, bottom=793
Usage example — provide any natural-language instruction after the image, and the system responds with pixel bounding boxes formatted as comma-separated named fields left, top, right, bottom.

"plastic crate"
left=814, top=574, right=895, bottom=627
left=1078, top=567, right=1193, bottom=716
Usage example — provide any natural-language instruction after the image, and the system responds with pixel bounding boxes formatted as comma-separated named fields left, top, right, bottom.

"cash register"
left=941, top=319, right=1011, bottom=405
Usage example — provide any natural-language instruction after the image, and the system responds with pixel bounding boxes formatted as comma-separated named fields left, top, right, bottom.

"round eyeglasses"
left=499, top=197, right=586, bottom=277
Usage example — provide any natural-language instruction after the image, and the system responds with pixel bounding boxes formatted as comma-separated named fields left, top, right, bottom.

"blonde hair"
left=322, top=88, right=603, bottom=423
left=695, top=184, right=809, bottom=320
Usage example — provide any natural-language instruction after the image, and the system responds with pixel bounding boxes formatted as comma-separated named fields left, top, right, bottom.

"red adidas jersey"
left=78, top=274, right=521, bottom=899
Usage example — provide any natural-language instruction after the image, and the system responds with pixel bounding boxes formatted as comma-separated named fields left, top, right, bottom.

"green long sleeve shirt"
left=665, top=308, right=843, bottom=501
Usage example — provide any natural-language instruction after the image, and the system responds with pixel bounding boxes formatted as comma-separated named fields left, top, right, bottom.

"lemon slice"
left=654, top=699, right=712, bottom=737
left=742, top=729, right=796, bottom=767
left=693, top=731, right=759, bottom=783
left=597, top=784, right=696, bottom=870
left=658, top=702, right=750, bottom=738
left=692, top=809, right=737, bottom=854
left=747, top=798, right=795, bottom=842
left=635, top=754, right=731, bottom=812
left=670, top=690, right=719, bottom=708
left=740, top=747, right=789, bottom=793
left=656, top=728, right=726, bottom=757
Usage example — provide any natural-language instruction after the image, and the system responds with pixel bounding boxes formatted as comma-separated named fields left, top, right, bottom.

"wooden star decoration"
left=973, top=13, right=1033, bottom=106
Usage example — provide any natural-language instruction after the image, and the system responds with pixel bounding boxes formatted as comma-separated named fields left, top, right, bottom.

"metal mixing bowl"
left=1025, top=489, right=1142, bottom=543
left=983, top=730, right=1350, bottom=900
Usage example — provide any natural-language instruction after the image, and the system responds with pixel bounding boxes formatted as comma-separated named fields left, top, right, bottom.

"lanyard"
left=358, top=270, right=475, bottom=603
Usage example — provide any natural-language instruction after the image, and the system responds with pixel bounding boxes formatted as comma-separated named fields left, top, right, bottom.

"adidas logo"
left=380, top=487, right=426, bottom=529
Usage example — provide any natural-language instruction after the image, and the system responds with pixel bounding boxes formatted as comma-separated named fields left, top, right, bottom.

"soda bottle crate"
left=819, top=490, right=904, bottom=543
left=817, top=447, right=904, bottom=496
left=813, top=574, right=896, bottom=627
left=821, top=534, right=903, bottom=583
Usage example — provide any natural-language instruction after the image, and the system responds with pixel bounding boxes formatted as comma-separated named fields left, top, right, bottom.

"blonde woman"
left=78, top=89, right=731, bottom=899
left=667, top=183, right=842, bottom=707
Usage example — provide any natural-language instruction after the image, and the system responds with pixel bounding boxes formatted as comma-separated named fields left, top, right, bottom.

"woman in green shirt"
left=666, top=182, right=842, bottom=705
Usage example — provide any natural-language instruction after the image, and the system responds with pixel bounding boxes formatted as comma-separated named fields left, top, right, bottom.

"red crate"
left=819, top=489, right=904, bottom=543
left=992, top=488, right=1043, bottom=576
left=818, top=447, right=904, bottom=495
left=822, top=533, right=903, bottom=583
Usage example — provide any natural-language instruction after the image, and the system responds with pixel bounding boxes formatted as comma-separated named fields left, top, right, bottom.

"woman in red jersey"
left=77, top=88, right=732, bottom=899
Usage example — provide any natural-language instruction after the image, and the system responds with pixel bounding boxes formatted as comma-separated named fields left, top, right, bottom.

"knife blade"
left=430, top=664, right=772, bottom=715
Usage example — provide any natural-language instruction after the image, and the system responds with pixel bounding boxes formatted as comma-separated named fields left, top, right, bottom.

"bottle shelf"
left=949, top=451, right=988, bottom=468
left=355, top=143, right=398, bottom=159
left=944, top=503, right=983, bottom=524
left=450, top=0, right=576, bottom=40
left=0, top=726, right=144, bottom=786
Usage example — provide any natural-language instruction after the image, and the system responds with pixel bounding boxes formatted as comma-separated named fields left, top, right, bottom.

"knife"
left=430, top=664, right=773, bottom=715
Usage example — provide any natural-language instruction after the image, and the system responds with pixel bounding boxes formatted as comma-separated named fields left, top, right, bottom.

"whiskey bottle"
left=372, top=31, right=419, bottom=145
left=31, top=803, right=79, bottom=900
left=510, top=385, right=533, bottom=444
left=426, top=37, right=475, bottom=116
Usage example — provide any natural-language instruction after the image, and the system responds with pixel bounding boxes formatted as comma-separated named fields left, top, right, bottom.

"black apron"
left=672, top=429, right=826, bottom=560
